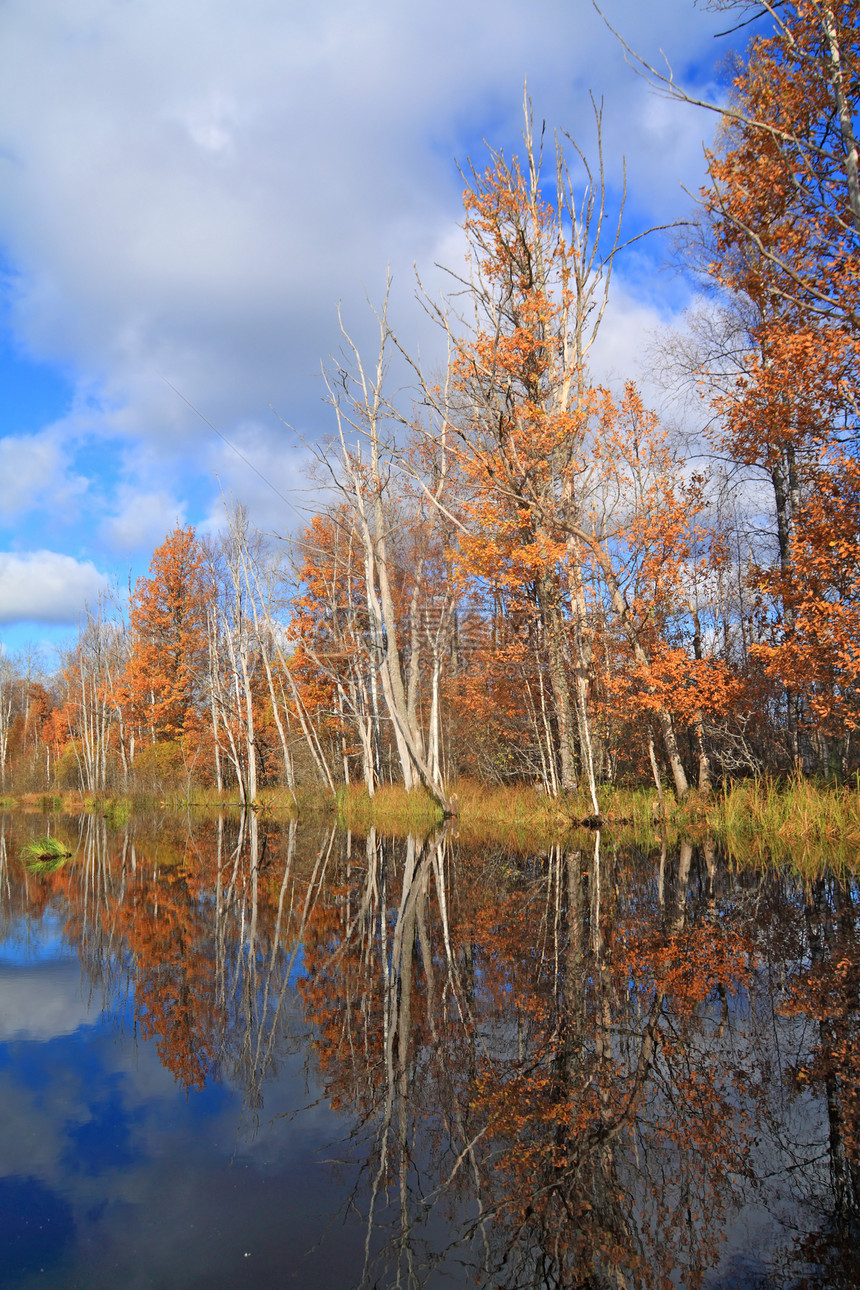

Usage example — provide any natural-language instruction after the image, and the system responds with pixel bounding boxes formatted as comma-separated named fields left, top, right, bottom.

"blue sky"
left=0, top=0, right=743, bottom=661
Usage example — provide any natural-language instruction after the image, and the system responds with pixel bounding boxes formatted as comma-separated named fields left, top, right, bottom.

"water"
left=0, top=811, right=858, bottom=1288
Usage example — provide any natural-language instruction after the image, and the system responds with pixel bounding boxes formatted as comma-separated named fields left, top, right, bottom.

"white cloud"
left=588, top=279, right=675, bottom=387
left=0, top=431, right=70, bottom=517
left=0, top=963, right=94, bottom=1040
left=100, top=488, right=187, bottom=553
left=199, top=423, right=321, bottom=534
left=0, top=550, right=109, bottom=624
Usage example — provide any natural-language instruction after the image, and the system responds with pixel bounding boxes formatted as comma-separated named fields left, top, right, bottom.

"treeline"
left=2, top=3, right=858, bottom=806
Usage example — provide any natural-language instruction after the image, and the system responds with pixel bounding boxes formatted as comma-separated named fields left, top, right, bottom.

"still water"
left=0, top=810, right=858, bottom=1289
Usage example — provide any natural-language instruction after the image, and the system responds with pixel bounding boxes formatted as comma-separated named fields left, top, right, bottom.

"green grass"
left=332, top=779, right=663, bottom=849
left=82, top=796, right=133, bottom=826
left=21, top=835, right=73, bottom=872
left=335, top=784, right=444, bottom=835
left=673, top=774, right=860, bottom=871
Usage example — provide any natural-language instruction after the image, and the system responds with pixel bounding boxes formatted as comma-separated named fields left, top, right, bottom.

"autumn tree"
left=436, top=106, right=618, bottom=802
left=203, top=505, right=299, bottom=805
left=124, top=525, right=211, bottom=746
left=57, top=609, right=118, bottom=791
left=589, top=387, right=739, bottom=796
left=399, top=103, right=709, bottom=798
left=624, top=1, right=860, bottom=769
left=753, top=455, right=860, bottom=757
left=289, top=509, right=378, bottom=790
left=0, top=650, right=58, bottom=792
left=0, top=653, right=18, bottom=790
left=314, top=299, right=460, bottom=813
left=700, top=0, right=860, bottom=763
left=704, top=1, right=860, bottom=332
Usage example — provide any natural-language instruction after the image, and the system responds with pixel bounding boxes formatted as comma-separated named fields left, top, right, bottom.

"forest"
left=1, top=0, right=858, bottom=814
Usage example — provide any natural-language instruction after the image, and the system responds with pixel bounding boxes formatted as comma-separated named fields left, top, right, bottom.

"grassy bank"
left=4, top=785, right=306, bottom=820
left=334, top=779, right=659, bottom=849
left=334, top=776, right=860, bottom=864
left=4, top=781, right=653, bottom=848
left=687, top=775, right=860, bottom=869
left=4, top=777, right=860, bottom=867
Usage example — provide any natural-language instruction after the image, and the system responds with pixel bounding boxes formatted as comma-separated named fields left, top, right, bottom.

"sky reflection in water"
left=0, top=811, right=858, bottom=1289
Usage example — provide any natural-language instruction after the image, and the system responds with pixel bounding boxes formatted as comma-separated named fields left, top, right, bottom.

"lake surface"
left=0, top=810, right=858, bottom=1289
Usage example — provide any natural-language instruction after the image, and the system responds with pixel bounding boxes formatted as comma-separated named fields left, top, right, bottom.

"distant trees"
left=0, top=654, right=15, bottom=791
left=58, top=603, right=129, bottom=792
left=0, top=651, right=56, bottom=793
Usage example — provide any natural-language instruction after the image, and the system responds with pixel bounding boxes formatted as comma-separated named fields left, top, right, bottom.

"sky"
left=0, top=0, right=746, bottom=661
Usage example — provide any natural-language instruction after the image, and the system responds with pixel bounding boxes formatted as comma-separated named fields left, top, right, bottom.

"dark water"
left=1, top=811, right=859, bottom=1289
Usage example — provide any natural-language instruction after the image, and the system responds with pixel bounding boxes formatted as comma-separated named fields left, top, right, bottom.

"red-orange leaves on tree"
left=701, top=1, right=860, bottom=765
left=705, top=1, right=860, bottom=337
left=754, top=455, right=860, bottom=738
left=124, top=525, right=211, bottom=743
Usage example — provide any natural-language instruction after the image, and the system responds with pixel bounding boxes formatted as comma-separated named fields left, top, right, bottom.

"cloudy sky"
left=0, top=0, right=743, bottom=657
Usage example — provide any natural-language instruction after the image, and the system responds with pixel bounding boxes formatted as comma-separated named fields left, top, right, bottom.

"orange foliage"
left=703, top=1, right=860, bottom=747
left=754, top=455, right=860, bottom=734
left=124, top=525, right=211, bottom=743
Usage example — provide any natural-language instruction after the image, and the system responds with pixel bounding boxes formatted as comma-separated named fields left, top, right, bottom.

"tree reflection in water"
left=3, top=811, right=860, bottom=1288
